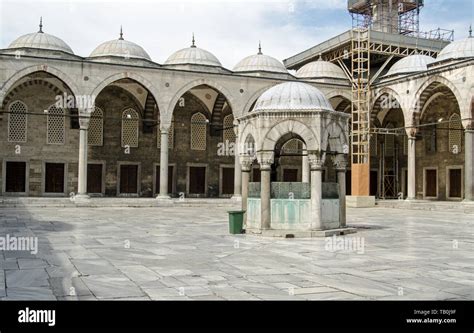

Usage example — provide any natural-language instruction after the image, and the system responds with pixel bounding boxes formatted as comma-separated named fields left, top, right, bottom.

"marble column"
left=302, top=144, right=310, bottom=183
left=233, top=135, right=242, bottom=198
left=257, top=152, right=274, bottom=230
left=158, top=128, right=170, bottom=199
left=309, top=153, right=325, bottom=230
left=407, top=136, right=416, bottom=200
left=464, top=129, right=474, bottom=201
left=240, top=157, right=253, bottom=226
left=76, top=108, right=92, bottom=200
left=335, top=156, right=347, bottom=228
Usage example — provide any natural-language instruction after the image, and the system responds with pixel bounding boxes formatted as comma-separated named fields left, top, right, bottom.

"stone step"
left=376, top=199, right=474, bottom=213
left=0, top=197, right=241, bottom=209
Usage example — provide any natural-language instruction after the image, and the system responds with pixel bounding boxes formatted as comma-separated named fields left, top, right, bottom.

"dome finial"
left=119, top=26, right=124, bottom=40
left=258, top=41, right=262, bottom=55
left=191, top=33, right=196, bottom=48
left=38, top=16, right=43, bottom=33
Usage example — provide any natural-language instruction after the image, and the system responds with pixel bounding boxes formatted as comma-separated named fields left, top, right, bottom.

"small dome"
left=8, top=18, right=73, bottom=54
left=437, top=37, right=474, bottom=62
left=164, top=35, right=221, bottom=67
left=233, top=44, right=287, bottom=73
left=254, top=82, right=333, bottom=112
left=296, top=58, right=346, bottom=80
left=90, top=28, right=151, bottom=61
left=385, top=55, right=435, bottom=76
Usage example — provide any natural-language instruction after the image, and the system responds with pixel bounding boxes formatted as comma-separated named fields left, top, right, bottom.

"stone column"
left=232, top=132, right=242, bottom=199
left=302, top=144, right=310, bottom=183
left=335, top=156, right=347, bottom=228
left=240, top=156, right=253, bottom=226
left=76, top=108, right=92, bottom=200
left=464, top=129, right=474, bottom=201
left=308, top=152, right=325, bottom=230
left=158, top=127, right=170, bottom=199
left=257, top=152, right=274, bottom=230
left=406, top=127, right=417, bottom=200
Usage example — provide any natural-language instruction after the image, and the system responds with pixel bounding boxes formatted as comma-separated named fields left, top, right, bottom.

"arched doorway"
left=416, top=81, right=463, bottom=200
left=1, top=71, right=78, bottom=196
left=170, top=84, right=234, bottom=198
left=91, top=78, right=160, bottom=197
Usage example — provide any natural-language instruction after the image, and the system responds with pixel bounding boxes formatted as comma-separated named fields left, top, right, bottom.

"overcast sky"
left=0, top=0, right=472, bottom=68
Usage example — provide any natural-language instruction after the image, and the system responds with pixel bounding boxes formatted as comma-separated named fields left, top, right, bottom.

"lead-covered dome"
left=296, top=57, right=346, bottom=80
left=164, top=35, right=221, bottom=67
left=8, top=18, right=74, bottom=54
left=437, top=36, right=474, bottom=62
left=385, top=54, right=435, bottom=76
left=254, top=82, right=333, bottom=112
left=233, top=44, right=287, bottom=74
left=89, top=28, right=151, bottom=61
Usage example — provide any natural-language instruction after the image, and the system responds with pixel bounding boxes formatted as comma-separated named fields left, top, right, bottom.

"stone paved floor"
left=0, top=205, right=473, bottom=300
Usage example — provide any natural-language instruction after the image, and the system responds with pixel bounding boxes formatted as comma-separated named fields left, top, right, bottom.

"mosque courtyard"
left=0, top=204, right=472, bottom=300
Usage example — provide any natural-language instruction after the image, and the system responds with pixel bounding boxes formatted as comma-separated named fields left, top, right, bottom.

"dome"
left=164, top=35, right=221, bottom=67
left=233, top=44, right=287, bottom=73
left=254, top=82, right=333, bottom=112
left=89, top=28, right=151, bottom=61
left=437, top=37, right=474, bottom=62
left=8, top=19, right=74, bottom=54
left=296, top=58, right=346, bottom=80
left=385, top=55, right=435, bottom=76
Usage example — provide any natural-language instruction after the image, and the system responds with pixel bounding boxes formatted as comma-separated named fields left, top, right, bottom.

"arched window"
left=121, top=108, right=139, bottom=148
left=47, top=105, right=65, bottom=144
left=282, top=138, right=302, bottom=154
left=449, top=113, right=462, bottom=154
left=8, top=100, right=27, bottom=143
left=157, top=117, right=174, bottom=149
left=191, top=112, right=207, bottom=150
left=88, top=107, right=104, bottom=146
left=223, top=114, right=235, bottom=143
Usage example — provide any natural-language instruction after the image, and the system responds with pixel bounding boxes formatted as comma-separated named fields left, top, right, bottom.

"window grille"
left=88, top=107, right=103, bottom=146
left=122, top=108, right=139, bottom=148
left=191, top=112, right=207, bottom=150
left=449, top=114, right=462, bottom=154
left=47, top=105, right=65, bottom=144
left=8, top=100, right=27, bottom=143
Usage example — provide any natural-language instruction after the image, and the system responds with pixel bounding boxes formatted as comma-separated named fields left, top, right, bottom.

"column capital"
left=308, top=152, right=326, bottom=171
left=405, top=125, right=418, bottom=138
left=257, top=151, right=274, bottom=170
left=78, top=107, right=93, bottom=130
left=240, top=156, right=253, bottom=172
left=334, top=154, right=348, bottom=171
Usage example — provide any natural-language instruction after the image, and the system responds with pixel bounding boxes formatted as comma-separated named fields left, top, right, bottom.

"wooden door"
left=449, top=169, right=462, bottom=198
left=87, top=164, right=102, bottom=194
left=189, top=167, right=206, bottom=194
left=5, top=162, right=26, bottom=192
left=425, top=169, right=437, bottom=197
left=156, top=165, right=174, bottom=194
left=222, top=167, right=234, bottom=195
left=120, top=165, right=138, bottom=194
left=45, top=163, right=65, bottom=193
left=283, top=169, right=298, bottom=182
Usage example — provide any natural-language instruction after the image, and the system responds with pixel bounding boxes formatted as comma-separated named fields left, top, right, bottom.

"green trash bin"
left=228, top=211, right=245, bottom=234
